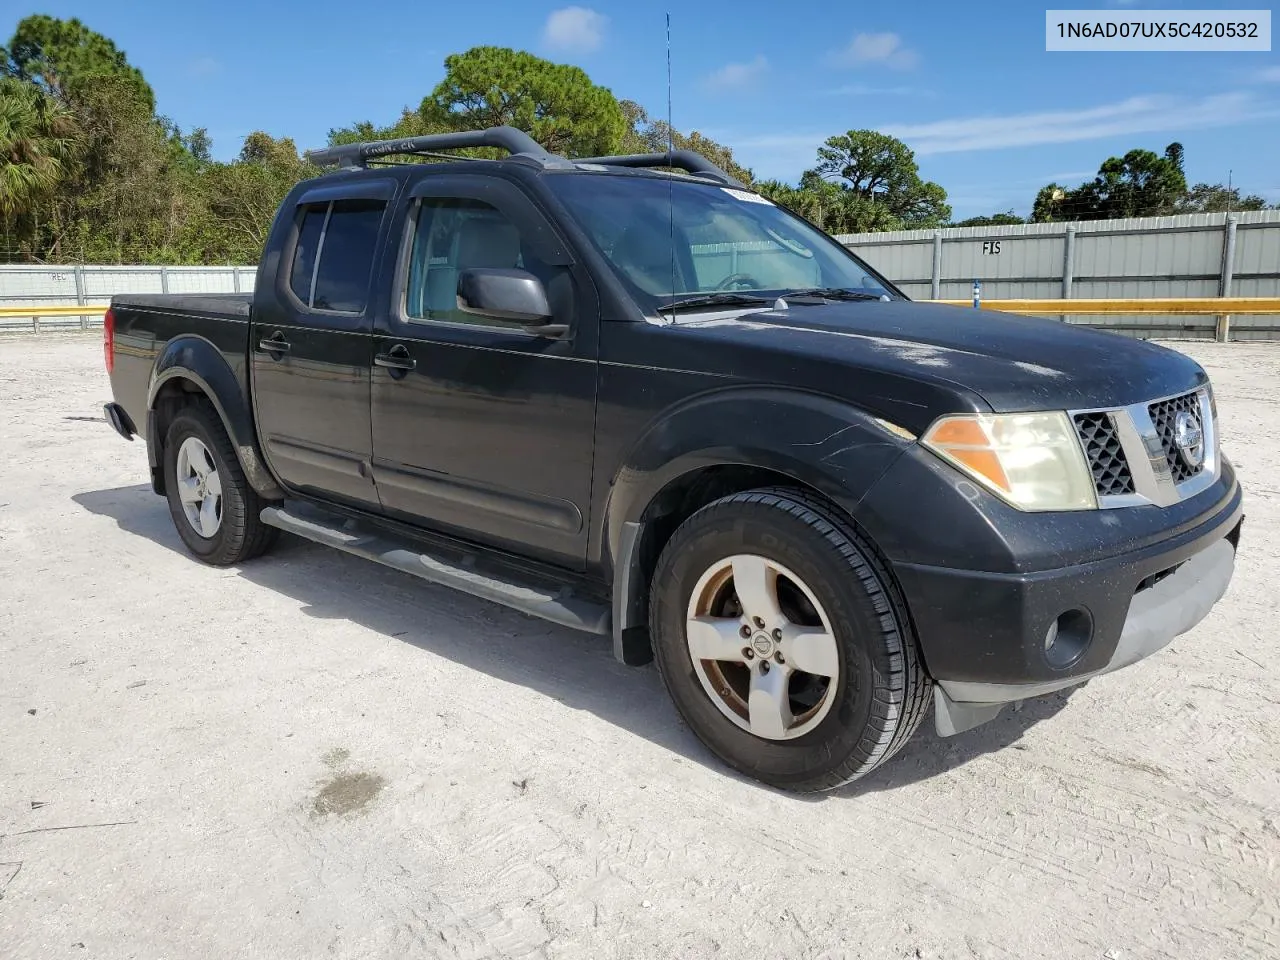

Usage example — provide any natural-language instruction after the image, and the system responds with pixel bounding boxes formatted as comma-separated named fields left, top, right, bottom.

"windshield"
left=544, top=172, right=899, bottom=313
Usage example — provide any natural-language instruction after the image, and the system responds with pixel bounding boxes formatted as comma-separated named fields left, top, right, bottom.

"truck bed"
left=107, top=293, right=255, bottom=448
left=112, top=293, right=253, bottom=321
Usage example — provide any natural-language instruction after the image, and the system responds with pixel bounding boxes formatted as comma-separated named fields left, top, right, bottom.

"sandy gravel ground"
left=1, top=334, right=1277, bottom=960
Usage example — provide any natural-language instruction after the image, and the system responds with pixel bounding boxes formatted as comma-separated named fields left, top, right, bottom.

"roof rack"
left=304, top=125, right=572, bottom=170
left=572, top=150, right=746, bottom=188
left=303, top=126, right=746, bottom=187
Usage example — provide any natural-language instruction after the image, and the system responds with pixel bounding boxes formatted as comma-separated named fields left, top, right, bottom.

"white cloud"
left=830, top=32, right=919, bottom=70
left=882, top=92, right=1279, bottom=154
left=703, top=55, right=769, bottom=92
left=1255, top=66, right=1280, bottom=82
left=542, top=7, right=607, bottom=53
left=726, top=90, right=1280, bottom=180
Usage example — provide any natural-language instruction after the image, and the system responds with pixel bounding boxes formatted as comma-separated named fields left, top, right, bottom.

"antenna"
left=666, top=12, right=676, bottom=319
left=666, top=13, right=673, bottom=149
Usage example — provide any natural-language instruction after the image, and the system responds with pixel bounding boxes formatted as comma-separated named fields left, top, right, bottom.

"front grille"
left=1149, top=391, right=1205, bottom=483
left=1073, top=412, right=1136, bottom=497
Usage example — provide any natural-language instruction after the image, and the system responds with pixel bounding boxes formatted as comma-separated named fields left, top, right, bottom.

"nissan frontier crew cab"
left=101, top=126, right=1244, bottom=791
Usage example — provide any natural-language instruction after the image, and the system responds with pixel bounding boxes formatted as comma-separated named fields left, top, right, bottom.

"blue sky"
left=12, top=0, right=1280, bottom=218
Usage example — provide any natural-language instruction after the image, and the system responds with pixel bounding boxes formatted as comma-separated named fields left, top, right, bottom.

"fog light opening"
left=1043, top=609, right=1092, bottom=669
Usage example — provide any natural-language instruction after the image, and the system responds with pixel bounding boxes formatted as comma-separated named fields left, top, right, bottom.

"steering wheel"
left=714, top=273, right=764, bottom=291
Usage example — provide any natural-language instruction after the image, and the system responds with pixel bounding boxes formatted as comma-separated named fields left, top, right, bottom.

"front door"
left=251, top=181, right=396, bottom=509
left=369, top=175, right=598, bottom=569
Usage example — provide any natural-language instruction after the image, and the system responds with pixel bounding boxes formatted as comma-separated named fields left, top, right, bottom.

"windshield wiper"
left=658, top=292, right=772, bottom=312
left=784, top=287, right=886, bottom=301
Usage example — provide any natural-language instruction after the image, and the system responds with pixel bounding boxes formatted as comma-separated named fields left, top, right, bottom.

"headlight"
left=921, top=412, right=1097, bottom=511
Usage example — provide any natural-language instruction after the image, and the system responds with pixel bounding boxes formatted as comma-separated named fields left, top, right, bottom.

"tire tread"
left=651, top=486, right=931, bottom=792
left=164, top=399, right=277, bottom=566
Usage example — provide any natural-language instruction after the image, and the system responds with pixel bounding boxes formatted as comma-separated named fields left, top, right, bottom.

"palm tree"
left=0, top=77, right=77, bottom=257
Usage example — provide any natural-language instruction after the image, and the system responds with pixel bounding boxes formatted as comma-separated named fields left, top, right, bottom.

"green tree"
left=1176, top=183, right=1267, bottom=213
left=618, top=99, right=650, bottom=151
left=1032, top=143, right=1187, bottom=222
left=180, top=127, right=212, bottom=166
left=0, top=17, right=323, bottom=264
left=328, top=108, right=445, bottom=147
left=754, top=180, right=817, bottom=221
left=0, top=75, right=76, bottom=257
left=1091, top=143, right=1187, bottom=218
left=191, top=133, right=318, bottom=262
left=1031, top=183, right=1067, bottom=223
left=2, top=15, right=153, bottom=111
left=420, top=46, right=625, bottom=157
left=755, top=177, right=904, bottom=234
left=325, top=109, right=462, bottom=166
left=812, top=130, right=950, bottom=227
left=619, top=100, right=753, bottom=183
left=952, top=211, right=1024, bottom=227
left=55, top=74, right=183, bottom=261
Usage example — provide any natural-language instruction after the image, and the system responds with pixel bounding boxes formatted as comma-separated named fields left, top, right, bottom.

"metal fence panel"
left=939, top=279, right=1061, bottom=300
left=1226, top=227, right=1280, bottom=338
left=840, top=209, right=1280, bottom=340
left=894, top=281, right=932, bottom=300
left=854, top=239, right=934, bottom=286
left=81, top=267, right=165, bottom=299
left=0, top=266, right=80, bottom=304
left=1236, top=224, right=1280, bottom=278
left=163, top=268, right=240, bottom=294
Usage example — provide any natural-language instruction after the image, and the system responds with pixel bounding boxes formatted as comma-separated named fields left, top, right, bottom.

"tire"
left=162, top=401, right=278, bottom=566
left=649, top=487, right=930, bottom=792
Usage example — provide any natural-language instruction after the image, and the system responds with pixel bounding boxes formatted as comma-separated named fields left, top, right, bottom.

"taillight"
left=103, top=308, right=115, bottom=374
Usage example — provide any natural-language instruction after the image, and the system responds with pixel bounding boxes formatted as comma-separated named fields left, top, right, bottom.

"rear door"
left=369, top=174, right=599, bottom=569
left=251, top=179, right=396, bottom=509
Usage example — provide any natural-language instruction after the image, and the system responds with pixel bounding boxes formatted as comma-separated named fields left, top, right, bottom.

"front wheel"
left=650, top=488, right=930, bottom=791
left=162, top=402, right=278, bottom=566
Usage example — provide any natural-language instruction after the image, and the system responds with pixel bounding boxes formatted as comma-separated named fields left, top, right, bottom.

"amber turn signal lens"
left=921, top=412, right=1097, bottom=512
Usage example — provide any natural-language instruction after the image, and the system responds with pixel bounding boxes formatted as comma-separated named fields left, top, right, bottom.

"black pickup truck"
left=102, top=126, right=1243, bottom=791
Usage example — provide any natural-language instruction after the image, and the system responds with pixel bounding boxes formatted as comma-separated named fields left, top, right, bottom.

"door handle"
left=258, top=332, right=291, bottom=358
left=374, top=344, right=416, bottom=376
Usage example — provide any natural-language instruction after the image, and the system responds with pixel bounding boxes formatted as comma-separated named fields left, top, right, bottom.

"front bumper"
left=861, top=451, right=1244, bottom=737
left=931, top=531, right=1238, bottom=735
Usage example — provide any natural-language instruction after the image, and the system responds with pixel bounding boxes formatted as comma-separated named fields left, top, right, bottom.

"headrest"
left=457, top=215, right=521, bottom=269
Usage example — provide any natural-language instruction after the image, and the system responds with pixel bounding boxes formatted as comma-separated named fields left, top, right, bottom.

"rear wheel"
left=162, top=402, right=278, bottom=566
left=650, top=488, right=930, bottom=791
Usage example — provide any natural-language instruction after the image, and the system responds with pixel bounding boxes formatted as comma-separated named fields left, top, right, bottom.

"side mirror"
left=457, top=268, right=558, bottom=329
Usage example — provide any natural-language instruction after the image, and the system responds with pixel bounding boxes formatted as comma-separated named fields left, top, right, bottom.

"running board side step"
left=260, top=505, right=611, bottom=636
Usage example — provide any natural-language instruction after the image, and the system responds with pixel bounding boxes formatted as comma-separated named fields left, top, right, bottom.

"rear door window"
left=289, top=204, right=326, bottom=305
left=289, top=199, right=385, bottom=314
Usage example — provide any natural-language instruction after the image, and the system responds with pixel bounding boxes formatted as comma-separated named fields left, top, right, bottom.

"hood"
left=673, top=299, right=1208, bottom=418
